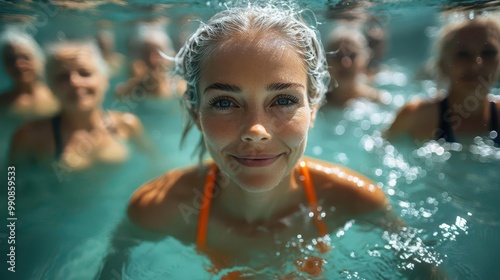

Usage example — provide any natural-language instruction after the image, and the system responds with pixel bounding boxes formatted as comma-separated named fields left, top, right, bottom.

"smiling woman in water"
left=95, top=5, right=446, bottom=279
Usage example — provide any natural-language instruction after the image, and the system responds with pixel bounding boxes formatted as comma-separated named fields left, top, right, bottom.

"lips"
left=231, top=154, right=282, bottom=167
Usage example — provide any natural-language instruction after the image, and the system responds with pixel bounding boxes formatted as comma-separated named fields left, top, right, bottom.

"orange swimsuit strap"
left=195, top=162, right=218, bottom=252
left=298, top=161, right=329, bottom=237
left=195, top=161, right=328, bottom=251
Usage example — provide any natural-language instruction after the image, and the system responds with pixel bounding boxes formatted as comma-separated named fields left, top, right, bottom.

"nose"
left=69, top=72, right=81, bottom=86
left=341, top=56, right=353, bottom=68
left=470, top=56, right=484, bottom=71
left=15, top=58, right=23, bottom=69
left=241, top=114, right=271, bottom=143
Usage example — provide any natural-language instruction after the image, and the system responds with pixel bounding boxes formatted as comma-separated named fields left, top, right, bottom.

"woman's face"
left=48, top=46, right=108, bottom=112
left=441, top=23, right=500, bottom=91
left=197, top=34, right=313, bottom=192
left=141, top=41, right=170, bottom=69
left=3, top=43, right=38, bottom=83
left=327, top=38, right=368, bottom=81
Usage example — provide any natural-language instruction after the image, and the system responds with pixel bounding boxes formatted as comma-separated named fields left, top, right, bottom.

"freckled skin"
left=198, top=33, right=310, bottom=192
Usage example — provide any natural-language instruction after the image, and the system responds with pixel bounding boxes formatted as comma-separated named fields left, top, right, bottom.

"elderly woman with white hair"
left=8, top=40, right=148, bottom=174
left=0, top=28, right=59, bottom=119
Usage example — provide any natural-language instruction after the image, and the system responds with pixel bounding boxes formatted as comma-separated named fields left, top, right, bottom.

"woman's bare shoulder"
left=303, top=157, right=388, bottom=215
left=107, top=110, right=143, bottom=137
left=12, top=118, right=52, bottom=146
left=9, top=118, right=53, bottom=164
left=127, top=164, right=208, bottom=233
left=386, top=98, right=440, bottom=139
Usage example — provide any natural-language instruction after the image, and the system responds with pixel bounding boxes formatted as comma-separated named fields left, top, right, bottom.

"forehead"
left=51, top=46, right=96, bottom=69
left=329, top=36, right=364, bottom=51
left=201, top=32, right=306, bottom=83
left=448, top=23, right=500, bottom=49
left=4, top=43, right=33, bottom=56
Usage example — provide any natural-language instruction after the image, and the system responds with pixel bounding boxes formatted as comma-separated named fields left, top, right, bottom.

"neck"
left=216, top=167, right=299, bottom=224
left=60, top=108, right=104, bottom=131
left=13, top=80, right=37, bottom=95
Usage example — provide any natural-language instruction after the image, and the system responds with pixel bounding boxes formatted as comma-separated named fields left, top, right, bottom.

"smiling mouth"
left=232, top=154, right=282, bottom=167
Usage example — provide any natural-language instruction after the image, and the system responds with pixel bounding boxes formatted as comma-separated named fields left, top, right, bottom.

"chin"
left=21, top=74, right=36, bottom=83
left=66, top=102, right=96, bottom=112
left=233, top=172, right=286, bottom=193
left=238, top=183, right=277, bottom=193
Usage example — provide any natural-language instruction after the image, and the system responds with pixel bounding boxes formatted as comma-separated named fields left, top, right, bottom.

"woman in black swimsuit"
left=387, top=13, right=500, bottom=146
left=8, top=40, right=149, bottom=176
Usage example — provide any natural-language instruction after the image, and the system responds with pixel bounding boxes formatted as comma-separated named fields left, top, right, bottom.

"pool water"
left=1, top=1, right=500, bottom=279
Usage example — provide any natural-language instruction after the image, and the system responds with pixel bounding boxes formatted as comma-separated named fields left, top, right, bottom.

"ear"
left=309, top=104, right=319, bottom=128
left=189, top=105, right=202, bottom=130
left=183, top=89, right=202, bottom=130
left=194, top=113, right=202, bottom=130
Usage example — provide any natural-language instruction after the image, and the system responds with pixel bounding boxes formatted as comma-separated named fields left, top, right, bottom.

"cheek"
left=199, top=113, right=239, bottom=146
left=487, top=58, right=500, bottom=72
left=50, top=81, right=67, bottom=96
left=275, top=109, right=311, bottom=145
left=355, top=58, right=368, bottom=70
left=443, top=59, right=463, bottom=77
left=90, top=76, right=108, bottom=96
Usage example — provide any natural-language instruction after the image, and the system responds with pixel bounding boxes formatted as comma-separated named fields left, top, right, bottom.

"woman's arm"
left=93, top=218, right=165, bottom=280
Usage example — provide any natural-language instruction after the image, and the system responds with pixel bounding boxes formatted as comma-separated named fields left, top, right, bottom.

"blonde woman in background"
left=387, top=13, right=500, bottom=146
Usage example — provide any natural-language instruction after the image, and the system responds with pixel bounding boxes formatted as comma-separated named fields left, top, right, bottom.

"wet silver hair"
left=175, top=5, right=330, bottom=161
left=0, top=27, right=45, bottom=77
left=44, top=40, right=109, bottom=89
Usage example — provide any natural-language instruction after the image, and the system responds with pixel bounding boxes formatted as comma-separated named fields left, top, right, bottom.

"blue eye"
left=217, top=99, right=232, bottom=107
left=276, top=98, right=292, bottom=105
left=456, top=51, right=471, bottom=59
left=273, top=95, right=299, bottom=107
left=209, top=97, right=235, bottom=109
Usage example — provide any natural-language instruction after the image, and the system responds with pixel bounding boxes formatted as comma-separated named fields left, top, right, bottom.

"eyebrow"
left=203, top=83, right=241, bottom=94
left=266, top=82, right=305, bottom=91
left=203, top=82, right=305, bottom=94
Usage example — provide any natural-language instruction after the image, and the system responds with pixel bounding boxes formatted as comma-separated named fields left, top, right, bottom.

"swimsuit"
left=436, top=97, right=500, bottom=146
left=195, top=161, right=329, bottom=278
left=51, top=111, right=119, bottom=159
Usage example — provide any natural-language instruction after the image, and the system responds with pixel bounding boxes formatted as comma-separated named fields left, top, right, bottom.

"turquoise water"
left=1, top=1, right=500, bottom=279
